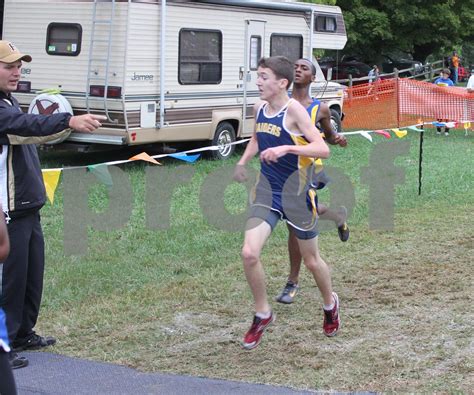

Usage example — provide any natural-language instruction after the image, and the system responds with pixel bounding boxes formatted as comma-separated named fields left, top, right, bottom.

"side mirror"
left=327, top=67, right=333, bottom=81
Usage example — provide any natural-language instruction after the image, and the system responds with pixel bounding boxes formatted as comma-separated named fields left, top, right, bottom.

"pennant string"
left=39, top=120, right=472, bottom=204
left=40, top=120, right=472, bottom=174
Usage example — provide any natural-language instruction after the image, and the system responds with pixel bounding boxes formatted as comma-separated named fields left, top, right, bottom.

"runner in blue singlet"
left=233, top=56, right=340, bottom=351
left=252, top=98, right=319, bottom=236
left=275, top=58, right=350, bottom=305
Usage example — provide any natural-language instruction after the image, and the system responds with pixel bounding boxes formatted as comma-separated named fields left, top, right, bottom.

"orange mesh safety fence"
left=342, top=78, right=474, bottom=130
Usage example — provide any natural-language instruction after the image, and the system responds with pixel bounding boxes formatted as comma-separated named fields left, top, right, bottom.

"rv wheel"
left=330, top=109, right=342, bottom=134
left=211, top=122, right=236, bottom=160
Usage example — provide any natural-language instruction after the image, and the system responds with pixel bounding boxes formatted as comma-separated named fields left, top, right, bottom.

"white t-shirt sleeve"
left=467, top=76, right=474, bottom=90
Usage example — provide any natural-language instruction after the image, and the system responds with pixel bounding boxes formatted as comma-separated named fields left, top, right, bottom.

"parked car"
left=381, top=55, right=424, bottom=77
left=319, top=60, right=373, bottom=84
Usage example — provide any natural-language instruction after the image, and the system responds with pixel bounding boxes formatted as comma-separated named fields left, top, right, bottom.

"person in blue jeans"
left=449, top=51, right=459, bottom=84
left=0, top=206, right=17, bottom=395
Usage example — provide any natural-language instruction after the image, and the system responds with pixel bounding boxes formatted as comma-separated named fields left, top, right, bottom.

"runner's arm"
left=318, top=103, right=347, bottom=147
left=260, top=101, right=329, bottom=163
left=234, top=102, right=262, bottom=181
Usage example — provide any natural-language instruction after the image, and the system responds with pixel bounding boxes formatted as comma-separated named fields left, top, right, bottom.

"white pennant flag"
left=359, top=130, right=373, bottom=142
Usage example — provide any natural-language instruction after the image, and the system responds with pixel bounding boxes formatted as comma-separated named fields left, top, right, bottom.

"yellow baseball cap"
left=0, top=41, right=32, bottom=63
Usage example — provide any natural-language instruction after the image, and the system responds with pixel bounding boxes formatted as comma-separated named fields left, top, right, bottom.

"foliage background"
left=302, top=0, right=474, bottom=66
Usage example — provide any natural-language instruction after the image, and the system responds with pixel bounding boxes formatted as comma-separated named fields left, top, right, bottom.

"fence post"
left=394, top=69, right=400, bottom=127
left=418, top=124, right=424, bottom=196
left=347, top=74, right=353, bottom=103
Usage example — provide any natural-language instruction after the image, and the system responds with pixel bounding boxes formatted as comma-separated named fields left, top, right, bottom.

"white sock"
left=323, top=302, right=335, bottom=311
left=256, top=311, right=271, bottom=319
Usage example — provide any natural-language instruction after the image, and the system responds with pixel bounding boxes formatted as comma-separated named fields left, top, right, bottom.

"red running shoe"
left=242, top=312, right=275, bottom=350
left=323, top=292, right=340, bottom=337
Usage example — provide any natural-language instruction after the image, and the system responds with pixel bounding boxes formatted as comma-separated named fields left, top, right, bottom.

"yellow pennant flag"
left=392, top=128, right=407, bottom=138
left=464, top=122, right=471, bottom=129
left=42, top=169, right=62, bottom=204
left=129, top=152, right=162, bottom=165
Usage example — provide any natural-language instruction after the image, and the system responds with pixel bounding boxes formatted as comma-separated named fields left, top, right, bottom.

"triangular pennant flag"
left=392, top=128, right=407, bottom=138
left=129, top=152, right=162, bottom=165
left=408, top=126, right=424, bottom=132
left=464, top=122, right=471, bottom=129
left=374, top=130, right=391, bottom=138
left=169, top=153, right=201, bottom=163
left=88, top=164, right=113, bottom=187
left=42, top=169, right=62, bottom=204
left=359, top=131, right=373, bottom=142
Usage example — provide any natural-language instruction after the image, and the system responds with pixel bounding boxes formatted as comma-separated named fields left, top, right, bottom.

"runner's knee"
left=302, top=254, right=323, bottom=271
left=241, top=246, right=259, bottom=267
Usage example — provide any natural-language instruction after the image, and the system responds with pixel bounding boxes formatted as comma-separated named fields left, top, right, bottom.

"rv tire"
left=330, top=108, right=342, bottom=134
left=211, top=122, right=236, bottom=160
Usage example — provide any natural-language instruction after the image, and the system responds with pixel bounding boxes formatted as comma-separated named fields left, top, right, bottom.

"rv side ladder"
left=86, top=0, right=116, bottom=123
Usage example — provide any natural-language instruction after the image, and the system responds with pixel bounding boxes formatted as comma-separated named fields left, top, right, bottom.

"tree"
left=301, top=0, right=474, bottom=63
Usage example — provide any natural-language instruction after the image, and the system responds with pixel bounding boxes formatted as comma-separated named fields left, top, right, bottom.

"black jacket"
left=0, top=91, right=72, bottom=219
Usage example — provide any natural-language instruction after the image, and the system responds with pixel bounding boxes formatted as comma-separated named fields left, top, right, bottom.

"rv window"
left=250, top=36, right=262, bottom=70
left=46, top=23, right=82, bottom=56
left=314, top=15, right=337, bottom=32
left=179, top=29, right=222, bottom=84
left=270, top=34, right=303, bottom=64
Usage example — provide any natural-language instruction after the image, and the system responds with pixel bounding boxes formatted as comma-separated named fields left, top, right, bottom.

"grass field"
left=36, top=129, right=473, bottom=393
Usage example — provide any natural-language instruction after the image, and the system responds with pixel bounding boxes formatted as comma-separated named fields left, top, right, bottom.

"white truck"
left=2, top=0, right=347, bottom=158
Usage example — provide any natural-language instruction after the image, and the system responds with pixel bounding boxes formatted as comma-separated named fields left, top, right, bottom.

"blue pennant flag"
left=169, top=153, right=201, bottom=163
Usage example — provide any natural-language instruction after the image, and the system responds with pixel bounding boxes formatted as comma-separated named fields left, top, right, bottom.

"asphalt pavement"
left=13, top=351, right=315, bottom=394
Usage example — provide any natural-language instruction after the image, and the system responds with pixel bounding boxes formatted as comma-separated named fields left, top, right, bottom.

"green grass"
left=36, top=129, right=473, bottom=392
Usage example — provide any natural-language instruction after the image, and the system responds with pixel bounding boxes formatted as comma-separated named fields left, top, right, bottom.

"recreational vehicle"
left=2, top=0, right=347, bottom=159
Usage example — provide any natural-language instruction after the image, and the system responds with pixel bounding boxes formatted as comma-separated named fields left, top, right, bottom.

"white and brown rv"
left=2, top=0, right=347, bottom=158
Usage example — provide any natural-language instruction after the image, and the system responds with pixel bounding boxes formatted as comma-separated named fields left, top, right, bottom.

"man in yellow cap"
left=0, top=40, right=105, bottom=370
